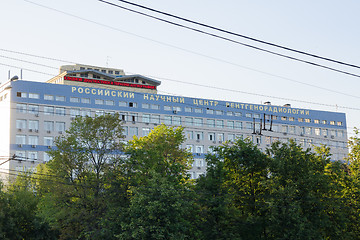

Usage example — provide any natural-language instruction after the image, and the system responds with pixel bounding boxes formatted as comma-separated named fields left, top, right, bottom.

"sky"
left=1, top=0, right=360, bottom=137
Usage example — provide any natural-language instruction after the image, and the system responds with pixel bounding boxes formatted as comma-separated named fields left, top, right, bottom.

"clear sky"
left=1, top=0, right=359, bottom=137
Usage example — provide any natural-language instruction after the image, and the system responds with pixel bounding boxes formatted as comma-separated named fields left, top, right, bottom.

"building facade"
left=0, top=65, right=348, bottom=181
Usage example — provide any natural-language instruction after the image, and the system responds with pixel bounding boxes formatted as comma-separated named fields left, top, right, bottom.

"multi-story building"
left=0, top=64, right=348, bottom=181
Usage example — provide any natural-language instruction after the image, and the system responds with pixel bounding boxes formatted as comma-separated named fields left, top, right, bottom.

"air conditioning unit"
left=331, top=135, right=335, bottom=139
left=35, top=129, right=39, bottom=133
left=31, top=145, right=36, bottom=148
left=29, top=129, right=33, bottom=132
left=212, top=141, right=216, bottom=144
left=255, top=130, right=260, bottom=134
left=218, top=141, right=223, bottom=143
left=300, top=133, right=304, bottom=136
left=47, top=130, right=51, bottom=134
left=58, top=131, right=63, bottom=134
left=47, top=146, right=52, bottom=149
left=197, top=153, right=201, bottom=156
left=145, top=122, right=149, bottom=125
left=197, top=167, right=201, bottom=169
left=324, top=135, right=328, bottom=138
left=18, top=144, right=22, bottom=148
left=17, top=128, right=22, bottom=132
left=35, top=114, right=39, bottom=117
left=173, top=110, right=177, bottom=114
left=196, top=139, right=200, bottom=142
left=132, top=121, right=136, bottom=124
left=70, top=117, right=75, bottom=120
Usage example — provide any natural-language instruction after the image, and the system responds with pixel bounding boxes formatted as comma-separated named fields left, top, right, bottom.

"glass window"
left=44, top=94, right=54, bottom=100
left=195, top=132, right=204, bottom=140
left=17, top=92, right=27, bottom=98
left=207, top=119, right=215, bottom=128
left=186, top=131, right=193, bottom=140
left=227, top=111, right=234, bottom=116
left=315, top=128, right=321, bottom=135
left=44, top=137, right=54, bottom=146
left=70, top=97, right=80, bottom=103
left=56, top=96, right=65, bottom=101
left=305, top=118, right=311, bottom=123
left=119, top=101, right=127, bottom=107
left=150, top=104, right=159, bottom=110
left=289, top=117, right=294, bottom=121
left=246, top=113, right=252, bottom=118
left=44, top=152, right=52, bottom=162
left=185, top=107, right=192, bottom=112
left=16, top=103, right=27, bottom=113
left=196, top=146, right=204, bottom=154
left=215, top=110, right=223, bottom=115
left=228, top=134, right=235, bottom=142
left=281, top=125, right=288, bottom=133
left=81, top=98, right=90, bottom=104
left=206, top=109, right=214, bottom=114
left=208, top=133, right=216, bottom=141
left=218, top=133, right=224, bottom=142
left=142, top=114, right=150, bottom=123
left=305, top=127, right=312, bottom=135
left=56, top=122, right=65, bottom=132
left=151, top=115, right=160, bottom=124
left=44, top=106, right=54, bottom=115
left=338, top=130, right=344, bottom=138
left=28, top=135, right=39, bottom=145
left=194, top=118, right=203, bottom=127
left=330, top=121, right=335, bottom=125
left=95, top=110, right=104, bottom=116
left=298, top=118, right=304, bottom=122
left=44, top=121, right=54, bottom=132
left=235, top=121, right=242, bottom=129
left=142, top=103, right=150, bottom=109
left=70, top=108, right=80, bottom=117
left=314, top=119, right=320, bottom=124
left=81, top=109, right=91, bottom=117
left=322, top=120, right=327, bottom=125
left=164, top=115, right=172, bottom=125
left=105, top=100, right=114, bottom=106
left=28, top=105, right=39, bottom=114
left=29, top=93, right=39, bottom=99
left=227, top=121, right=234, bottom=129
left=289, top=126, right=295, bottom=133
left=164, top=105, right=171, bottom=111
left=142, top=128, right=151, bottom=136
left=186, top=145, right=194, bottom=153
left=16, top=135, right=26, bottom=144
left=255, top=114, right=261, bottom=119
left=337, top=121, right=343, bottom=126
left=119, top=112, right=127, bottom=121
left=234, top=112, right=242, bottom=117
left=28, top=152, right=38, bottom=161
left=95, top=99, right=104, bottom=105
left=129, top=102, right=137, bottom=108
left=29, top=120, right=39, bottom=130
left=16, top=119, right=26, bottom=129
left=55, top=107, right=65, bottom=116
left=216, top=120, right=224, bottom=128
left=246, top=122, right=252, bottom=130
left=194, top=108, right=203, bottom=114
left=173, top=116, right=181, bottom=126
left=185, top=117, right=193, bottom=126
left=129, top=127, right=138, bottom=136
left=15, top=151, right=26, bottom=160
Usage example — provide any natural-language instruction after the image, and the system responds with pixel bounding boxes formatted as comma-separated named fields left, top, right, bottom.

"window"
left=216, top=120, right=224, bottom=128
left=142, top=114, right=150, bottom=123
left=227, top=111, right=234, bottom=116
left=315, top=128, right=321, bottom=136
left=337, top=121, right=343, bottom=126
left=289, top=117, right=295, bottom=121
left=28, top=135, right=39, bottom=145
left=215, top=110, right=223, bottom=115
left=194, top=118, right=203, bottom=127
left=16, top=119, right=26, bottom=129
left=314, top=119, right=320, bottom=124
left=206, top=109, right=214, bottom=114
left=81, top=98, right=90, bottom=104
left=16, top=151, right=26, bottom=159
left=207, top=119, right=215, bottom=128
left=305, top=127, right=312, bottom=135
left=255, top=114, right=261, bottom=119
left=305, top=118, right=311, bottom=123
left=217, top=133, right=224, bottom=142
left=142, top=103, right=150, bottom=109
left=265, top=136, right=271, bottom=144
left=322, top=129, right=328, bottom=136
left=246, top=113, right=252, bottom=118
left=235, top=121, right=242, bottom=129
left=151, top=115, right=160, bottom=124
left=119, top=101, right=127, bottom=107
left=186, top=145, right=194, bottom=153
left=330, top=130, right=336, bottom=137
left=150, top=104, right=159, bottom=110
left=227, top=121, right=234, bottom=129
left=16, top=135, right=26, bottom=145
left=246, top=122, right=252, bottom=130
left=289, top=126, right=295, bottom=133
left=105, top=100, right=114, bottom=106
left=142, top=128, right=151, bottom=136
left=44, top=152, right=52, bottom=162
left=129, top=127, right=138, bottom=136
left=185, top=107, right=192, bottom=112
left=129, top=102, right=137, bottom=108
left=81, top=109, right=91, bottom=117
left=28, top=105, right=39, bottom=114
left=95, top=99, right=104, bottom=105
left=173, top=106, right=181, bottom=112
left=281, top=125, right=288, bottom=133
left=70, top=97, right=80, bottom=103
left=56, top=96, right=65, bottom=101
left=234, top=112, right=242, bottom=117
left=44, top=121, right=54, bottom=132
left=338, top=130, right=344, bottom=138
left=119, top=112, right=127, bottom=121
left=70, top=108, right=80, bottom=117
left=194, top=108, right=202, bottom=114
left=322, top=120, right=327, bottom=125
left=28, top=152, right=38, bottom=161
left=298, top=118, right=304, bottom=122
left=44, top=106, right=54, bottom=115
left=56, top=122, right=65, bottom=132
left=173, top=116, right=181, bottom=125
left=186, top=131, right=193, bottom=140
left=17, top=92, right=27, bottom=98
left=330, top=121, right=335, bottom=125
left=29, top=120, right=39, bottom=130
left=55, top=107, right=65, bottom=116
left=29, top=93, right=39, bottom=99
left=195, top=132, right=204, bottom=140
left=44, top=94, right=54, bottom=100
left=208, top=146, right=215, bottom=154
left=95, top=110, right=104, bottom=116
left=196, top=146, right=204, bottom=154
left=185, top=117, right=193, bottom=126
left=208, top=133, right=216, bottom=141
left=228, top=134, right=235, bottom=142
left=44, top=137, right=54, bottom=146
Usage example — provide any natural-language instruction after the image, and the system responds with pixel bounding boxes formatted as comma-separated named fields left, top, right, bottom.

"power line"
left=114, top=0, right=360, bottom=71
left=0, top=55, right=58, bottom=70
left=98, top=0, right=360, bottom=79
left=0, top=62, right=55, bottom=76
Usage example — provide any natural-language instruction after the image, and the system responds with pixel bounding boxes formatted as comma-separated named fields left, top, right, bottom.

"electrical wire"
left=113, top=0, right=360, bottom=71
left=98, top=0, right=360, bottom=79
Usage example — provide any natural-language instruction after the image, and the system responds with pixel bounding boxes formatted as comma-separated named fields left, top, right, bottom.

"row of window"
left=15, top=151, right=51, bottom=162
left=17, top=92, right=343, bottom=126
left=16, top=120, right=66, bottom=132
left=16, top=135, right=54, bottom=146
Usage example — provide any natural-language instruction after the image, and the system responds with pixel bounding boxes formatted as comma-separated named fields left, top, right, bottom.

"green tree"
left=36, top=113, right=124, bottom=239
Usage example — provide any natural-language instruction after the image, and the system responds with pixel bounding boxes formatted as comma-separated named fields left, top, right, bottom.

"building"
left=0, top=64, right=348, bottom=181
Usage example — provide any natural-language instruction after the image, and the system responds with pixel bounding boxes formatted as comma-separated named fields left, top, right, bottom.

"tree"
left=36, top=113, right=124, bottom=239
